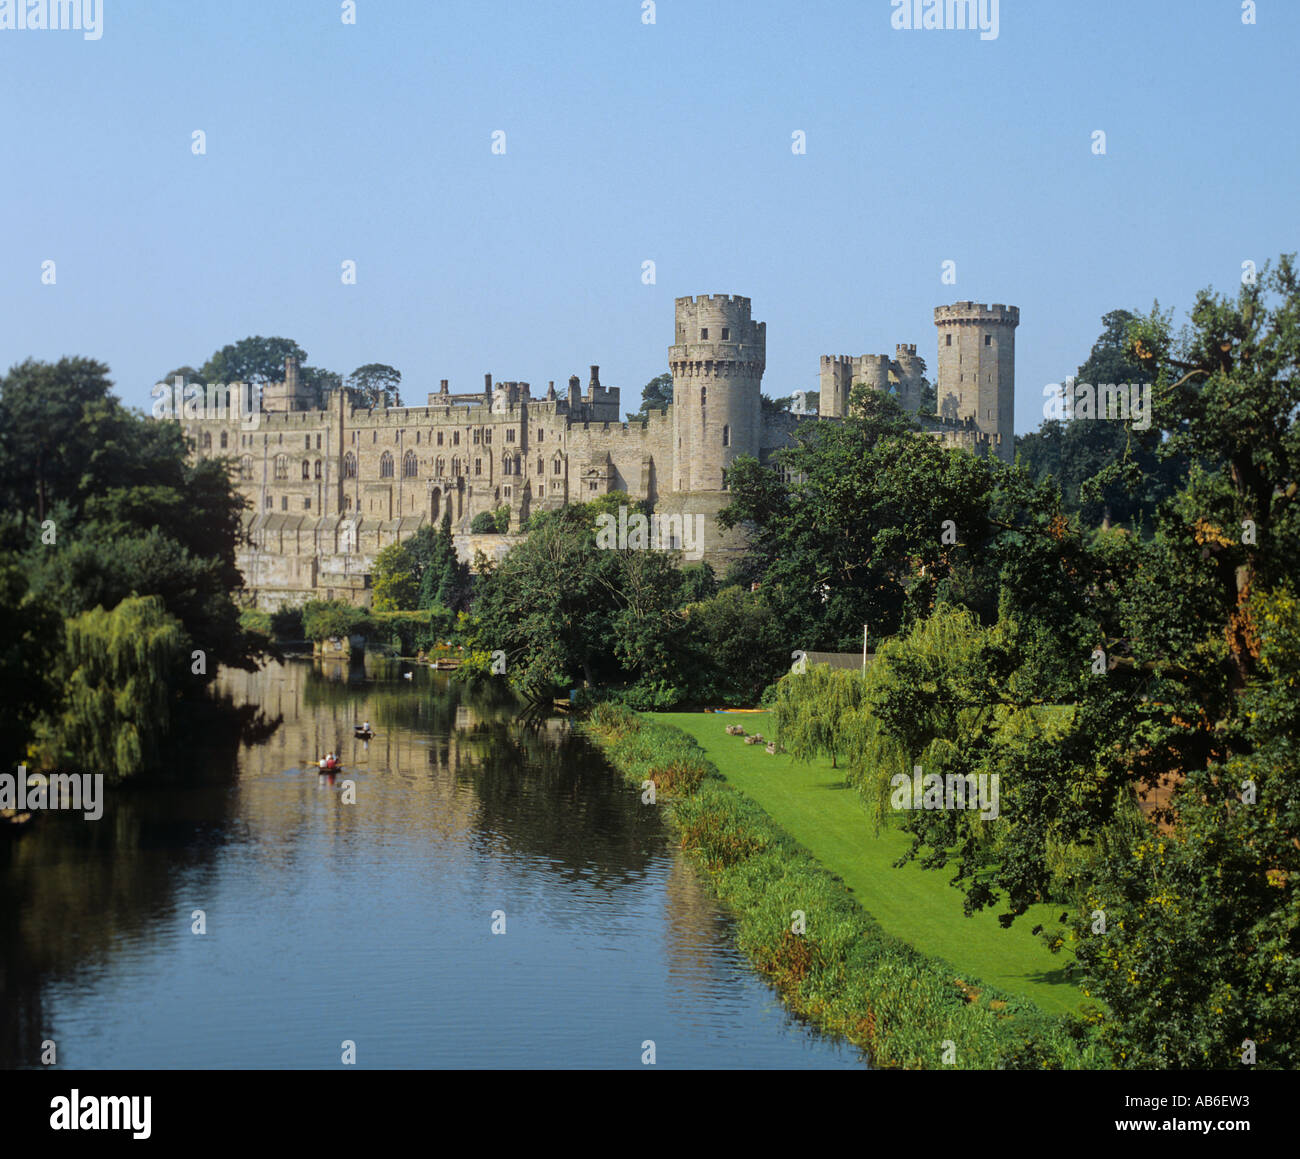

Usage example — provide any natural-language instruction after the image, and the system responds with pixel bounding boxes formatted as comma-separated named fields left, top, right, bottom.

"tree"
left=626, top=372, right=672, bottom=421
left=201, top=336, right=307, bottom=386
left=371, top=542, right=419, bottom=611
left=346, top=363, right=403, bottom=409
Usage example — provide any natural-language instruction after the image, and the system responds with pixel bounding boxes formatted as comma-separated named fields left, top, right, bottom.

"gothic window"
left=451, top=457, right=460, bottom=476
left=265, top=495, right=273, bottom=509
left=305, top=435, right=311, bottom=449
left=317, top=435, right=322, bottom=448
left=240, top=455, right=253, bottom=480
left=314, top=460, right=323, bottom=479
left=474, top=459, right=482, bottom=476
left=484, top=429, right=492, bottom=445
left=473, top=429, right=481, bottom=445
left=946, top=333, right=952, bottom=346
left=721, top=327, right=729, bottom=340
left=701, top=328, right=708, bottom=339
left=274, top=455, right=288, bottom=480
left=301, top=461, right=310, bottom=479
left=537, top=457, right=544, bottom=475
left=436, top=457, right=445, bottom=477
left=502, top=456, right=513, bottom=476
left=304, top=497, right=311, bottom=510
left=537, top=429, right=543, bottom=442
left=722, top=424, right=730, bottom=447
left=403, top=451, right=418, bottom=477
left=380, top=452, right=394, bottom=478
left=220, top=430, right=228, bottom=449
left=453, top=431, right=460, bottom=446
left=202, top=431, right=212, bottom=450
left=506, top=428, right=515, bottom=443
left=552, top=457, right=562, bottom=476
left=343, top=452, right=357, bottom=478
left=281, top=496, right=288, bottom=511
left=416, top=432, right=421, bottom=444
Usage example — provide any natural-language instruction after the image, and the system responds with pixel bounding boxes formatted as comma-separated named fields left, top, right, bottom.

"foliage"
left=346, top=363, right=402, bottom=409
left=301, top=599, right=375, bottom=642
left=625, top=372, right=672, bottom=422
left=371, top=541, right=420, bottom=611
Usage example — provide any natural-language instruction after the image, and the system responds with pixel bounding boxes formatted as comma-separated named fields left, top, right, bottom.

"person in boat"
left=319, top=754, right=328, bottom=770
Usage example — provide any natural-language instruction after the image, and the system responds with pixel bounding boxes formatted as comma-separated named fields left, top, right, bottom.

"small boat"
left=354, top=727, right=374, bottom=739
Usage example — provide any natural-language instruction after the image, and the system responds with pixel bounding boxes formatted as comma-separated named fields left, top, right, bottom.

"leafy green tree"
left=470, top=510, right=499, bottom=534
left=201, top=336, right=307, bottom=386
left=0, top=561, right=61, bottom=764
left=346, top=363, right=403, bottom=408
left=626, top=372, right=672, bottom=421
left=371, top=542, right=419, bottom=611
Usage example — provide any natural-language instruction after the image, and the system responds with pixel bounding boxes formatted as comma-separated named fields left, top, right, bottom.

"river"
left=0, top=659, right=865, bottom=1069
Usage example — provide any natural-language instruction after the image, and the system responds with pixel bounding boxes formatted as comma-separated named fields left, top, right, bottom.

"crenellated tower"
left=934, top=301, right=1018, bottom=462
left=669, top=294, right=766, bottom=493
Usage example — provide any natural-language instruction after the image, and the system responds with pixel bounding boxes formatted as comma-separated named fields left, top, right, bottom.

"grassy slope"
left=656, top=711, right=1084, bottom=1015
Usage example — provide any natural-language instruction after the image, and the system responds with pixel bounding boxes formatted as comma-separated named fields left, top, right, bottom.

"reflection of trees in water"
left=0, top=689, right=262, bottom=1068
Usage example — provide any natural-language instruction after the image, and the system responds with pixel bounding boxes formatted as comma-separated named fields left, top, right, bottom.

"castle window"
left=372, top=431, right=377, bottom=443
left=484, top=429, right=492, bottom=445
left=701, top=328, right=708, bottom=340
left=723, top=424, right=730, bottom=447
left=537, top=429, right=543, bottom=441
left=701, top=386, right=707, bottom=408
left=946, top=334, right=952, bottom=346
left=281, top=496, right=288, bottom=511
left=202, top=431, right=212, bottom=451
left=403, top=451, right=418, bottom=477
left=475, top=459, right=482, bottom=476
left=274, top=455, right=288, bottom=480
left=220, top=430, right=228, bottom=450
left=985, top=334, right=992, bottom=346
left=416, top=432, right=420, bottom=444
left=304, top=497, right=311, bottom=510
left=506, top=428, right=515, bottom=443
left=380, top=452, right=394, bottom=478
left=537, top=457, right=544, bottom=475
left=553, top=457, right=562, bottom=476
left=317, top=435, right=322, bottom=448
left=345, top=496, right=352, bottom=510
left=502, top=456, right=513, bottom=476
left=452, top=457, right=460, bottom=476
left=721, top=328, right=729, bottom=341
left=265, top=495, right=273, bottom=509
left=537, top=484, right=544, bottom=496
left=473, top=429, right=481, bottom=445
left=437, top=431, right=443, bottom=446
left=436, top=457, right=445, bottom=476
left=315, top=460, right=323, bottom=479
left=302, top=461, right=310, bottom=479
left=305, top=435, right=311, bottom=449
left=240, top=455, right=253, bottom=480
left=453, top=431, right=460, bottom=446
left=588, top=482, right=597, bottom=492
left=343, top=452, right=357, bottom=478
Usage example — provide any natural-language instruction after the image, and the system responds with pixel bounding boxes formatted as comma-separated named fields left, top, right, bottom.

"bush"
left=270, top=606, right=303, bottom=640
left=301, top=599, right=374, bottom=642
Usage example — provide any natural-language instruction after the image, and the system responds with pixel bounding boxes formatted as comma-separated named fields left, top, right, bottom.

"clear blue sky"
left=2, top=0, right=1296, bottom=436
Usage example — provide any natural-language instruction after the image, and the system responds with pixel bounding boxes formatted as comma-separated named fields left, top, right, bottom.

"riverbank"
left=660, top=711, right=1083, bottom=1015
left=583, top=704, right=1099, bottom=1068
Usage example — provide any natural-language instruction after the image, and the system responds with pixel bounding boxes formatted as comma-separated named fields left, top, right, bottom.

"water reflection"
left=0, top=660, right=865, bottom=1069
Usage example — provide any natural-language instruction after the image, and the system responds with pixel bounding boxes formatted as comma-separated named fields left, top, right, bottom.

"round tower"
left=933, top=301, right=1018, bottom=461
left=669, top=294, right=766, bottom=493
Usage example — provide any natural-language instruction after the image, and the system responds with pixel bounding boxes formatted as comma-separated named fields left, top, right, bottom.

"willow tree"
left=39, top=596, right=186, bottom=779
left=770, top=663, right=865, bottom=769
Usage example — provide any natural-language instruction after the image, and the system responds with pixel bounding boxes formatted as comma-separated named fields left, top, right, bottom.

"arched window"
left=722, top=424, right=730, bottom=447
left=220, top=430, right=228, bottom=450
left=240, top=455, right=253, bottom=480
left=537, top=457, right=544, bottom=475
left=502, top=455, right=513, bottom=476
left=380, top=452, right=394, bottom=478
left=553, top=456, right=562, bottom=476
left=700, top=386, right=707, bottom=408
left=202, top=431, right=212, bottom=450
left=274, top=455, right=288, bottom=480
left=343, top=452, right=357, bottom=478
left=302, top=460, right=310, bottom=479
left=474, top=459, right=482, bottom=476
left=435, top=457, right=445, bottom=477
left=314, top=460, right=322, bottom=479
left=403, top=451, right=418, bottom=477
left=451, top=457, right=460, bottom=476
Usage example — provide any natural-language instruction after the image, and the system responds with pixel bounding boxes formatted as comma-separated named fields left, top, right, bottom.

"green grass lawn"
left=655, top=711, right=1085, bottom=1016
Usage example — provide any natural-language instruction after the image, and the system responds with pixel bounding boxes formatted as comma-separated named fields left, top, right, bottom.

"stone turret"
left=934, top=301, right=1018, bottom=462
left=669, top=294, right=765, bottom=493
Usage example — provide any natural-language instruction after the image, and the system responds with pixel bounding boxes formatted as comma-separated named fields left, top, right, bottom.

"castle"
left=181, top=295, right=1017, bottom=608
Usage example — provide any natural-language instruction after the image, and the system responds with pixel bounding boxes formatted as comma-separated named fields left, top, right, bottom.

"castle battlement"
left=933, top=302, right=1020, bottom=326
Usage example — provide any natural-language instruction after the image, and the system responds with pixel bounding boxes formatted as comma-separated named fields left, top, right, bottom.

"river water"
left=1, top=659, right=865, bottom=1069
